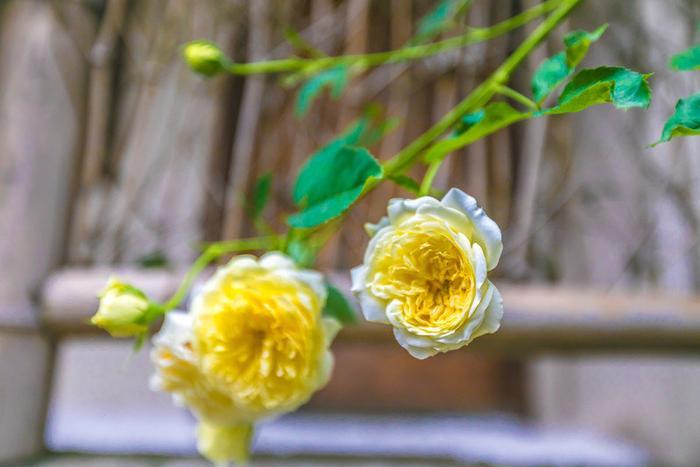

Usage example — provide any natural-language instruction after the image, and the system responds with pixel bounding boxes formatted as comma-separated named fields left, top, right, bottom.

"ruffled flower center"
left=368, top=218, right=476, bottom=336
left=194, top=270, right=324, bottom=412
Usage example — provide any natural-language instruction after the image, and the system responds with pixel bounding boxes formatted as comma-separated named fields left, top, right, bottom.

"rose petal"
left=393, top=328, right=439, bottom=359
left=472, top=284, right=503, bottom=339
left=441, top=188, right=502, bottom=270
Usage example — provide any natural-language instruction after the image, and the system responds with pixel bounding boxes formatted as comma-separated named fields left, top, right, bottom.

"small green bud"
left=182, top=40, right=227, bottom=77
left=91, top=278, right=156, bottom=338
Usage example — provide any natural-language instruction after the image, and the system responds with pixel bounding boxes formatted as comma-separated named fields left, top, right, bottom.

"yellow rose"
left=150, top=253, right=340, bottom=464
left=91, top=278, right=152, bottom=338
left=192, top=253, right=339, bottom=420
left=351, top=188, right=503, bottom=359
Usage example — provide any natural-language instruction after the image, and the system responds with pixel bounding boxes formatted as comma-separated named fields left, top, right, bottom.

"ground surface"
left=19, top=454, right=461, bottom=466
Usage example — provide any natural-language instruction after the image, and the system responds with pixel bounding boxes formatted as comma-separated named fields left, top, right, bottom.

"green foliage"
left=289, top=122, right=383, bottom=228
left=546, top=67, right=652, bottom=114
left=413, top=0, right=473, bottom=44
left=653, top=93, right=700, bottom=146
left=322, top=284, right=357, bottom=324
left=532, top=52, right=570, bottom=103
left=669, top=44, right=700, bottom=71
left=295, top=66, right=349, bottom=116
left=563, top=24, right=608, bottom=67
left=425, top=102, right=529, bottom=163
left=388, top=174, right=421, bottom=194
left=289, top=146, right=382, bottom=228
left=454, top=108, right=486, bottom=134
left=531, top=25, right=607, bottom=103
left=245, top=173, right=272, bottom=220
left=137, top=250, right=170, bottom=269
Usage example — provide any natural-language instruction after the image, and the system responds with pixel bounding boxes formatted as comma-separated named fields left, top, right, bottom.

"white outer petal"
left=149, top=311, right=195, bottom=392
left=351, top=265, right=390, bottom=324
left=386, top=196, right=441, bottom=224
left=469, top=243, right=488, bottom=298
left=472, top=284, right=503, bottom=339
left=260, top=251, right=298, bottom=270
left=393, top=327, right=439, bottom=360
left=441, top=188, right=502, bottom=270
left=364, top=216, right=390, bottom=237
left=153, top=312, right=194, bottom=357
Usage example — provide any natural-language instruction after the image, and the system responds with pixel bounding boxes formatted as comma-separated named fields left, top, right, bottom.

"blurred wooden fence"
left=0, top=0, right=544, bottom=461
left=3, top=0, right=700, bottom=464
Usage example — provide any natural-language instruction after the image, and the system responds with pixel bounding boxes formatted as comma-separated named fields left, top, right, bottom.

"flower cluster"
left=91, top=188, right=502, bottom=465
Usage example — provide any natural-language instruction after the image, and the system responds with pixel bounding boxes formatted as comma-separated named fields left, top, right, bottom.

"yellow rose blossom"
left=192, top=253, right=339, bottom=419
left=150, top=252, right=340, bottom=464
left=351, top=188, right=503, bottom=359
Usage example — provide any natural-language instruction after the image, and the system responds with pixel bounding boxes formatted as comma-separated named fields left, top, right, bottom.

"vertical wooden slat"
left=0, top=0, right=95, bottom=460
left=83, top=0, right=241, bottom=265
left=222, top=0, right=272, bottom=240
left=504, top=10, right=558, bottom=277
left=68, top=0, right=129, bottom=264
left=454, top=0, right=489, bottom=203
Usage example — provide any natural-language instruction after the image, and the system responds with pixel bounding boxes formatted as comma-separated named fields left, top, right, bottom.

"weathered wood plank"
left=39, top=267, right=700, bottom=354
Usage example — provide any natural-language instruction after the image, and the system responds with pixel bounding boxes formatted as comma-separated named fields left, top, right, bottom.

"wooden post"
left=0, top=0, right=95, bottom=461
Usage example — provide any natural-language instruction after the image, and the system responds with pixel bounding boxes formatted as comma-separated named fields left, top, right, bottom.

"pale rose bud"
left=182, top=40, right=227, bottom=77
left=91, top=278, right=152, bottom=338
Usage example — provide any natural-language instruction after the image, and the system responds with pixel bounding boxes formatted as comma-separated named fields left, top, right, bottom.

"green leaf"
left=653, top=93, right=700, bottom=146
left=531, top=25, right=607, bottom=104
left=245, top=173, right=272, bottom=220
left=295, top=66, right=349, bottom=116
left=454, top=108, right=486, bottom=134
left=292, top=120, right=371, bottom=208
left=669, top=44, right=700, bottom=71
left=546, top=67, right=652, bottom=115
left=290, top=145, right=382, bottom=228
left=425, top=102, right=530, bottom=163
left=563, top=24, right=608, bottom=68
left=532, top=52, right=570, bottom=104
left=323, top=284, right=356, bottom=324
left=388, top=174, right=421, bottom=194
left=413, top=0, right=472, bottom=44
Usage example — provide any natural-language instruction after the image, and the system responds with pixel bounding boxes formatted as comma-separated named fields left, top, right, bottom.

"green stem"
left=162, top=236, right=281, bottom=312
left=382, top=0, right=582, bottom=177
left=225, top=0, right=561, bottom=76
left=495, top=84, right=539, bottom=110
left=420, top=160, right=443, bottom=196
